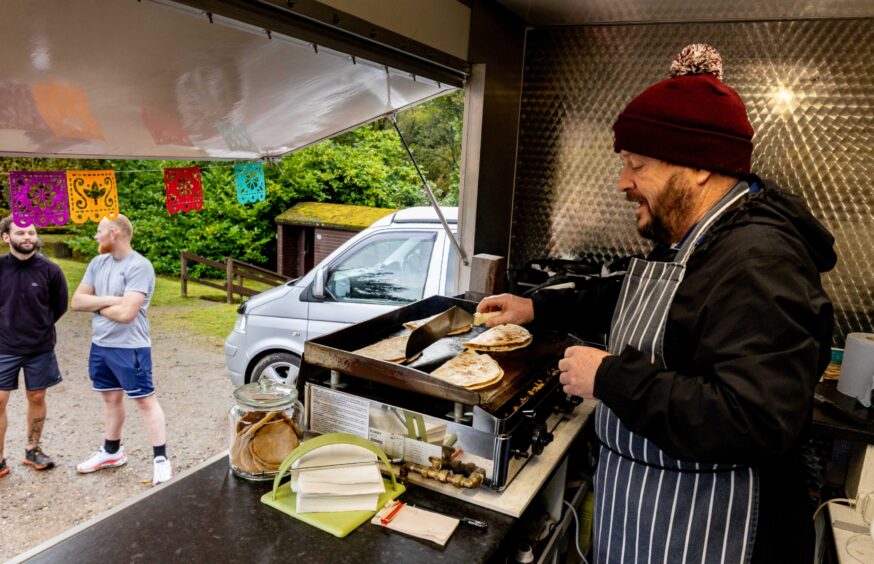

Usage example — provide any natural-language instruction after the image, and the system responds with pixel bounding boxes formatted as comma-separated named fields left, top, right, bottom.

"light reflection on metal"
left=511, top=20, right=874, bottom=339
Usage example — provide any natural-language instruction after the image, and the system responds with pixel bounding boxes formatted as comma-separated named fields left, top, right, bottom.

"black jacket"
left=0, top=253, right=69, bottom=355
left=533, top=178, right=835, bottom=562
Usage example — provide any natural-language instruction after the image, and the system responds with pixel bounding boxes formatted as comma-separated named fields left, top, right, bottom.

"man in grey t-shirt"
left=71, top=215, right=172, bottom=486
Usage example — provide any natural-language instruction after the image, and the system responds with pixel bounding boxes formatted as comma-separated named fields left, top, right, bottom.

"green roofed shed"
left=275, top=202, right=396, bottom=278
left=276, top=202, right=396, bottom=230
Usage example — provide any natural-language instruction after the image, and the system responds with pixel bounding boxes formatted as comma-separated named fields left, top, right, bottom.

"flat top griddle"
left=302, top=296, right=576, bottom=413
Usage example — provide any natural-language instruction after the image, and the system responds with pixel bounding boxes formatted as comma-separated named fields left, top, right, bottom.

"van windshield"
left=326, top=232, right=437, bottom=304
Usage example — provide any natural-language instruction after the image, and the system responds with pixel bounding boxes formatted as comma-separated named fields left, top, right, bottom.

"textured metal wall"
left=511, top=20, right=874, bottom=339
left=497, top=0, right=874, bottom=26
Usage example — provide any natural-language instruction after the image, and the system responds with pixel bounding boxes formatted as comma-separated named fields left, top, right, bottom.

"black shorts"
left=0, top=350, right=63, bottom=391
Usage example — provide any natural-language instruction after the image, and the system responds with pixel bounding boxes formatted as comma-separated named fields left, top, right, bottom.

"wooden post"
left=180, top=252, right=188, bottom=298
left=225, top=257, right=234, bottom=304
left=469, top=254, right=506, bottom=296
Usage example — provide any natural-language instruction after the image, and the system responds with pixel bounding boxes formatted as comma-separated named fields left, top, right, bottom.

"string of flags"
left=7, top=162, right=266, bottom=227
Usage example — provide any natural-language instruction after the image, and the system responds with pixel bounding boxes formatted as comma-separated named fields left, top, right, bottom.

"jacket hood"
left=716, top=176, right=837, bottom=273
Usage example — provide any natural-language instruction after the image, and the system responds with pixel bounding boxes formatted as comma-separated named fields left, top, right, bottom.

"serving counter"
left=14, top=407, right=595, bottom=563
left=16, top=452, right=516, bottom=564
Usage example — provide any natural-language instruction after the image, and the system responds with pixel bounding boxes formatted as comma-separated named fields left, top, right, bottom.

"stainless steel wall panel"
left=512, top=20, right=874, bottom=338
left=497, top=0, right=874, bottom=26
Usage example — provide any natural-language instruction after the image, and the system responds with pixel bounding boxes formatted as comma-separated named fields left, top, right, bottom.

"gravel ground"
left=0, top=308, right=234, bottom=561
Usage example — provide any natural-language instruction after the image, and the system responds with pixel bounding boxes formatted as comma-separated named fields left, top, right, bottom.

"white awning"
left=0, top=0, right=456, bottom=160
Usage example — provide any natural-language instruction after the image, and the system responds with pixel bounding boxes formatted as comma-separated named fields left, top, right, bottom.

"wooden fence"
left=180, top=251, right=293, bottom=303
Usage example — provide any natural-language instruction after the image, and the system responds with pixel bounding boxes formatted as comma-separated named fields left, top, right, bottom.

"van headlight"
left=233, top=314, right=248, bottom=334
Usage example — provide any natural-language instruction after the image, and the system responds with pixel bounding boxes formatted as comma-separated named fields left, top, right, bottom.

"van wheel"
left=250, top=353, right=301, bottom=386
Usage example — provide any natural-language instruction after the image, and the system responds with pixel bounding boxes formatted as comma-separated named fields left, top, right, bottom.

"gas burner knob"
left=531, top=422, right=554, bottom=455
left=556, top=394, right=583, bottom=414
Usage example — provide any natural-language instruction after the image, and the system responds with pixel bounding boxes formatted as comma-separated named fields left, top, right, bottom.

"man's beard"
left=11, top=240, right=36, bottom=255
left=638, top=172, right=697, bottom=244
left=98, top=241, right=112, bottom=254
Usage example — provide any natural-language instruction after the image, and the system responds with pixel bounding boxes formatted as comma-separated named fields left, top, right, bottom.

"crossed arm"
left=71, top=284, right=146, bottom=324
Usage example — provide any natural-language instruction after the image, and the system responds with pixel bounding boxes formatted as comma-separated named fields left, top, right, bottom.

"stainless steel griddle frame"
left=297, top=295, right=581, bottom=490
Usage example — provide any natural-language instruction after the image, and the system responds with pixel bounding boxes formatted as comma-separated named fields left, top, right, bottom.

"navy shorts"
left=88, top=344, right=155, bottom=399
left=0, top=350, right=63, bottom=392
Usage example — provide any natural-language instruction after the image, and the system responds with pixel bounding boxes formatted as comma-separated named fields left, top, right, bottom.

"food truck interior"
left=4, top=1, right=874, bottom=562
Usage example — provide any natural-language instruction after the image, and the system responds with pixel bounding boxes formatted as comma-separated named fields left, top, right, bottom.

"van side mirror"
left=312, top=266, right=326, bottom=299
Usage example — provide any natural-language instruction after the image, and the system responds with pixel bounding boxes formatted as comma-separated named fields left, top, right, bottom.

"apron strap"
left=595, top=436, right=746, bottom=474
left=674, top=180, right=751, bottom=265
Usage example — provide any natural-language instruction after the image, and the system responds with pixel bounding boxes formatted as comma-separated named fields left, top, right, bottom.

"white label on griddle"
left=403, top=438, right=443, bottom=466
left=369, top=429, right=406, bottom=460
left=310, top=386, right=370, bottom=438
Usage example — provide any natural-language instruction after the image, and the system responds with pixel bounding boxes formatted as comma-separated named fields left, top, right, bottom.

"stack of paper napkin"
left=291, top=444, right=385, bottom=513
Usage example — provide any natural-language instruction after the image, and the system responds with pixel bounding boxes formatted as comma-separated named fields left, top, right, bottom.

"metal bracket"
left=390, top=114, right=469, bottom=266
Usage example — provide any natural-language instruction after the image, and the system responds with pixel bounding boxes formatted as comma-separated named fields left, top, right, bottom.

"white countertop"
left=829, top=502, right=874, bottom=563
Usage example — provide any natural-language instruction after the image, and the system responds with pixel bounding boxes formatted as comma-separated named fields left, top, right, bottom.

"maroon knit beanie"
left=613, top=44, right=754, bottom=176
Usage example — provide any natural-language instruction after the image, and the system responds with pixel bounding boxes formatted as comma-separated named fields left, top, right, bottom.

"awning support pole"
left=390, top=114, right=469, bottom=266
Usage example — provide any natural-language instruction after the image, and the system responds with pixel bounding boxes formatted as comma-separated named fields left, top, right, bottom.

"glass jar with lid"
left=229, top=379, right=305, bottom=480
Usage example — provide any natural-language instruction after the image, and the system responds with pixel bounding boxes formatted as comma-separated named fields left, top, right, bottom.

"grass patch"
left=53, top=257, right=247, bottom=341
left=156, top=305, right=239, bottom=342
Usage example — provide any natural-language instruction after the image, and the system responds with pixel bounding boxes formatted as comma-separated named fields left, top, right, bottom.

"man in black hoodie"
left=478, top=44, right=835, bottom=562
left=0, top=216, right=68, bottom=478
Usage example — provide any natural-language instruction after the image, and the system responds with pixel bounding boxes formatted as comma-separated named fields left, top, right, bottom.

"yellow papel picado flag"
left=66, top=170, right=119, bottom=223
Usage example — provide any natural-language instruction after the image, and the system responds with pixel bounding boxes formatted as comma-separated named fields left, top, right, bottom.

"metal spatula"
left=404, top=306, right=474, bottom=360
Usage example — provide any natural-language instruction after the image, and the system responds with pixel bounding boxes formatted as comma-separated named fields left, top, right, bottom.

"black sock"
left=104, top=439, right=121, bottom=454
left=153, top=444, right=167, bottom=459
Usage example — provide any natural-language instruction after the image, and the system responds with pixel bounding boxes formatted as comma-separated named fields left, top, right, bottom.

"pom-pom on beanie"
left=613, top=44, right=754, bottom=176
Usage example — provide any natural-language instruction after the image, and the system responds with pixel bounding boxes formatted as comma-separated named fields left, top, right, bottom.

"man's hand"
left=558, top=346, right=610, bottom=399
left=71, top=284, right=123, bottom=312
left=98, top=291, right=146, bottom=324
left=476, top=293, right=534, bottom=327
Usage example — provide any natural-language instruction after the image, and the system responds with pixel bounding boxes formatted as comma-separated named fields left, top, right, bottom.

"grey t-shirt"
left=82, top=251, right=155, bottom=348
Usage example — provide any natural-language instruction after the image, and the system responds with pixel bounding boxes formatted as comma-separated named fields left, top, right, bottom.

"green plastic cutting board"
left=260, top=433, right=406, bottom=538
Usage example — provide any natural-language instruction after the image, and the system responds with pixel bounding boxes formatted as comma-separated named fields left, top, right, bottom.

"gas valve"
left=521, top=409, right=554, bottom=456
left=531, top=421, right=554, bottom=455
left=556, top=393, right=583, bottom=414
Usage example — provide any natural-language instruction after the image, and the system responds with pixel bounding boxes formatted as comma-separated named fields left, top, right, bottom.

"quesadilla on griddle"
left=403, top=313, right=471, bottom=335
left=354, top=335, right=420, bottom=363
left=463, top=324, right=532, bottom=352
left=430, top=349, right=504, bottom=389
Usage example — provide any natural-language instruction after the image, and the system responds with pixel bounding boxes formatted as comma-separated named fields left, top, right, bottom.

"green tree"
left=376, top=90, right=463, bottom=205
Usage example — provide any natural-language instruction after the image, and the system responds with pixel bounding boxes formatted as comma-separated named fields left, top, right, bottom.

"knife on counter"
left=412, top=502, right=488, bottom=530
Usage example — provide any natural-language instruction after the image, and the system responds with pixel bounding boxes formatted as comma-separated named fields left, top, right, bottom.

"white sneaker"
left=153, top=456, right=173, bottom=486
left=77, top=446, right=127, bottom=473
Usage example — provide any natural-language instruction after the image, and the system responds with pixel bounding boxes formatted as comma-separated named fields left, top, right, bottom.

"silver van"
left=224, top=207, right=459, bottom=387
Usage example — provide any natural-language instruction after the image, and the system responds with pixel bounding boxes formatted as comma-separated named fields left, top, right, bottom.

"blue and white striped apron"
left=593, top=182, right=759, bottom=563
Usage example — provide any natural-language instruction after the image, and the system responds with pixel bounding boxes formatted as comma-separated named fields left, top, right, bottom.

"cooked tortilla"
left=251, top=419, right=299, bottom=465
left=473, top=311, right=501, bottom=326
left=403, top=313, right=471, bottom=335
left=466, top=373, right=503, bottom=390
left=230, top=411, right=301, bottom=474
left=463, top=324, right=532, bottom=352
left=354, top=335, right=412, bottom=363
left=430, top=349, right=504, bottom=389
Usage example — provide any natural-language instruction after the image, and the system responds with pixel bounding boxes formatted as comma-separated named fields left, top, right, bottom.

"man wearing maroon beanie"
left=479, top=44, right=835, bottom=562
